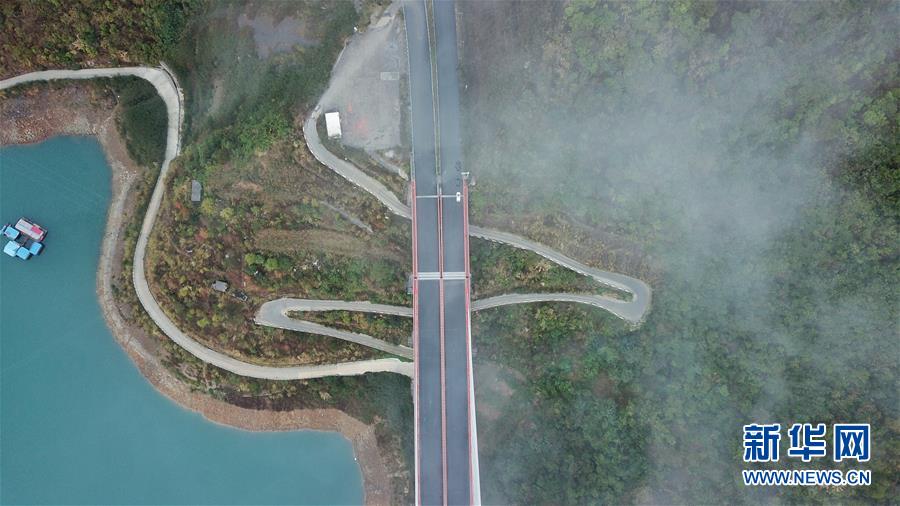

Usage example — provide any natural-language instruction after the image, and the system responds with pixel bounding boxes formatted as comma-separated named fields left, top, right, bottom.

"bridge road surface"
left=433, top=0, right=480, bottom=505
left=406, top=1, right=445, bottom=505
left=407, top=0, right=480, bottom=504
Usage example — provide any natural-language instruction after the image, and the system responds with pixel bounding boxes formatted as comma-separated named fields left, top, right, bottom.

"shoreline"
left=0, top=82, right=391, bottom=505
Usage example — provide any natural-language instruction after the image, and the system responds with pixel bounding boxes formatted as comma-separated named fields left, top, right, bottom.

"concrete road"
left=434, top=0, right=466, bottom=276
left=441, top=278, right=473, bottom=505
left=304, top=108, right=410, bottom=219
left=470, top=226, right=652, bottom=323
left=304, top=107, right=651, bottom=324
left=407, top=0, right=481, bottom=503
left=415, top=279, right=445, bottom=506
left=1, top=63, right=652, bottom=386
left=302, top=60, right=652, bottom=326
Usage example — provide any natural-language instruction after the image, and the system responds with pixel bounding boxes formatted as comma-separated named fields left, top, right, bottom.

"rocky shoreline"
left=0, top=82, right=391, bottom=505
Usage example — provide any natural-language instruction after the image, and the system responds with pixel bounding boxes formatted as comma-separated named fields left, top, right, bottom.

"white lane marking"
left=416, top=271, right=466, bottom=280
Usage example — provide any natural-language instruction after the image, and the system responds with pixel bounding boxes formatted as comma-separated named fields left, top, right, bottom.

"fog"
left=460, top=1, right=898, bottom=502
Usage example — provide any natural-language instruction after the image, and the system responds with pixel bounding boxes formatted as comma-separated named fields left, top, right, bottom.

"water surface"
left=0, top=136, right=363, bottom=505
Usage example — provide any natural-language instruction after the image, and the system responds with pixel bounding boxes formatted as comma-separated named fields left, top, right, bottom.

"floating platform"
left=2, top=218, right=47, bottom=261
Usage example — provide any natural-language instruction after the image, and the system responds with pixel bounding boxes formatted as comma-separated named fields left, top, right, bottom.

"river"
left=0, top=136, right=363, bottom=505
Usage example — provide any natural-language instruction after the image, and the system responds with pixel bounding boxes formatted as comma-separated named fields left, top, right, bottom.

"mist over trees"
left=461, top=0, right=898, bottom=503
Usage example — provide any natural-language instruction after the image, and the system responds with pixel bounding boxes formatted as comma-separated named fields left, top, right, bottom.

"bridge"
left=406, top=0, right=481, bottom=504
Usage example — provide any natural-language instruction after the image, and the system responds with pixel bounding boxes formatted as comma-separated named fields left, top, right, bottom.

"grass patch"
left=110, top=77, right=167, bottom=168
left=288, top=310, right=413, bottom=347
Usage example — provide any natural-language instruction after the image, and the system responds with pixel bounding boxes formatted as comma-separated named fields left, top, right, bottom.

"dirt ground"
left=319, top=4, right=404, bottom=152
left=0, top=83, right=392, bottom=505
left=237, top=11, right=316, bottom=58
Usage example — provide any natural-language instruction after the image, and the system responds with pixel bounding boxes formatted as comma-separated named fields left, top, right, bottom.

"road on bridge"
left=406, top=0, right=481, bottom=504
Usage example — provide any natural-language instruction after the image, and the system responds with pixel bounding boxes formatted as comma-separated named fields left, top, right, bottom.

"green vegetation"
left=147, top=142, right=411, bottom=365
left=4, top=1, right=416, bottom=499
left=168, top=1, right=359, bottom=139
left=0, top=0, right=200, bottom=78
left=473, top=304, right=642, bottom=504
left=470, top=238, right=628, bottom=300
left=461, top=0, right=898, bottom=503
left=168, top=0, right=358, bottom=176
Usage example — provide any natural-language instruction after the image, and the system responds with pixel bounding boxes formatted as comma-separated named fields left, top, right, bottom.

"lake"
left=0, top=136, right=363, bottom=505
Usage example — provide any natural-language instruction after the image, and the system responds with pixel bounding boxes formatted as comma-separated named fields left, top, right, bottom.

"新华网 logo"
left=741, top=423, right=872, bottom=487
left=742, top=423, right=870, bottom=463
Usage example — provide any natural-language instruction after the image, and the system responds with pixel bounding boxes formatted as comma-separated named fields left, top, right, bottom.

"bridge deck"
left=407, top=0, right=480, bottom=504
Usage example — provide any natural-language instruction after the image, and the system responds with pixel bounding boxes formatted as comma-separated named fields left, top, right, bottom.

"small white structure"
left=325, top=111, right=342, bottom=139
left=190, top=180, right=202, bottom=202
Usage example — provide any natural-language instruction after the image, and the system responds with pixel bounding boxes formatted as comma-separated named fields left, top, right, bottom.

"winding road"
left=304, top=108, right=411, bottom=220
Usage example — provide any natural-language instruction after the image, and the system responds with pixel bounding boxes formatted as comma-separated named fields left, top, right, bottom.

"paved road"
left=405, top=0, right=447, bottom=503
left=258, top=291, right=647, bottom=349
left=432, top=0, right=480, bottom=504
left=1, top=68, right=413, bottom=380
left=256, top=299, right=414, bottom=358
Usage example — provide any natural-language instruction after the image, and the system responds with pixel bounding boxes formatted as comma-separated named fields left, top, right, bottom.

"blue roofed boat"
left=3, top=240, right=19, bottom=257
left=1, top=224, right=20, bottom=240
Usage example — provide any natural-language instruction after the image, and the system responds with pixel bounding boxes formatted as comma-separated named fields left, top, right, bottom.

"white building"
left=325, top=111, right=342, bottom=139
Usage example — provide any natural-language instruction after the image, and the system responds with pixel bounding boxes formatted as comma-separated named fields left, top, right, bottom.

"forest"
left=461, top=0, right=898, bottom=503
left=0, top=0, right=200, bottom=79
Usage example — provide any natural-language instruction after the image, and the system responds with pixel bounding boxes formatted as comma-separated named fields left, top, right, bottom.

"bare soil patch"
left=256, top=227, right=403, bottom=262
left=237, top=11, right=316, bottom=59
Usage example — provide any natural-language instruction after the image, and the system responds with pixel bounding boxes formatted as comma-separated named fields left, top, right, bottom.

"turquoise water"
left=0, top=136, right=363, bottom=505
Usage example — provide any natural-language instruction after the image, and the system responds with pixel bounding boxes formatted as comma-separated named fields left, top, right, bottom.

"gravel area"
left=319, top=4, right=405, bottom=151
